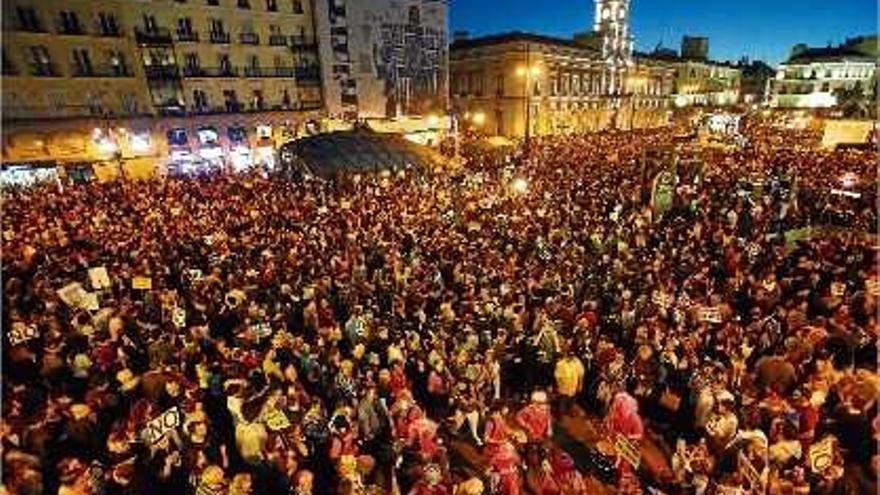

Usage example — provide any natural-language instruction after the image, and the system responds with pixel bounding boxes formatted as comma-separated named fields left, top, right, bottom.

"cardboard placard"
left=81, top=292, right=100, bottom=311
left=264, top=410, right=292, bottom=432
left=132, top=277, right=153, bottom=290
left=9, top=322, right=40, bottom=346
left=698, top=306, right=723, bottom=324
left=867, top=279, right=880, bottom=297
left=57, top=282, right=88, bottom=307
left=830, top=282, right=846, bottom=298
left=652, top=291, right=673, bottom=309
left=809, top=436, right=835, bottom=473
left=140, top=407, right=181, bottom=445
left=172, top=308, right=187, bottom=329
left=614, top=435, right=641, bottom=470
left=88, top=266, right=112, bottom=290
left=252, top=323, right=273, bottom=340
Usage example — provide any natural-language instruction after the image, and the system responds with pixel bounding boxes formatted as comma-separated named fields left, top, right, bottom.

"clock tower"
left=593, top=0, right=634, bottom=94
left=594, top=0, right=633, bottom=65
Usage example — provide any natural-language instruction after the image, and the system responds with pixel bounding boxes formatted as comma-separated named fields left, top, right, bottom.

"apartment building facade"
left=2, top=0, right=323, bottom=177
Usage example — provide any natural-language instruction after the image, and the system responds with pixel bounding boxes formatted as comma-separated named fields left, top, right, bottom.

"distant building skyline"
left=450, top=0, right=877, bottom=65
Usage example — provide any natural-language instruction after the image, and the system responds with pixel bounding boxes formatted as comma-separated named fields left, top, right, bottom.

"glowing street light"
left=427, top=114, right=440, bottom=126
left=472, top=112, right=486, bottom=126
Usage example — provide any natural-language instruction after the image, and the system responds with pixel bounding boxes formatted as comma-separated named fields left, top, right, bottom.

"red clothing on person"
left=516, top=403, right=552, bottom=443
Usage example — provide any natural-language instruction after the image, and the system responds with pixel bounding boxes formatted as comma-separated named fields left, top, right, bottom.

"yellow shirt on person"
left=555, top=357, right=585, bottom=397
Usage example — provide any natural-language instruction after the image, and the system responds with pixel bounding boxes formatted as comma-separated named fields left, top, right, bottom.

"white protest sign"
left=140, top=407, right=181, bottom=445
left=264, top=409, right=292, bottom=432
left=81, top=292, right=100, bottom=311
left=809, top=436, right=835, bottom=473
left=57, top=282, right=88, bottom=307
left=9, top=322, right=40, bottom=346
left=614, top=435, right=641, bottom=470
left=698, top=306, right=723, bottom=324
left=173, top=308, right=187, bottom=329
left=88, top=266, right=111, bottom=290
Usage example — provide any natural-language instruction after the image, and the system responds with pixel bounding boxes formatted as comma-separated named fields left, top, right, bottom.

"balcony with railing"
left=290, top=36, right=317, bottom=51
left=57, top=23, right=86, bottom=36
left=135, top=27, right=173, bottom=45
left=182, top=66, right=238, bottom=78
left=177, top=30, right=200, bottom=42
left=29, top=64, right=61, bottom=77
left=240, top=66, right=296, bottom=78
left=269, top=34, right=288, bottom=46
left=143, top=64, right=180, bottom=79
left=239, top=32, right=260, bottom=45
left=73, top=65, right=133, bottom=78
left=209, top=31, right=231, bottom=44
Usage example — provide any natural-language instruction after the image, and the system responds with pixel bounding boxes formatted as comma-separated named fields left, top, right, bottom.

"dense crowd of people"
left=1, top=117, right=877, bottom=495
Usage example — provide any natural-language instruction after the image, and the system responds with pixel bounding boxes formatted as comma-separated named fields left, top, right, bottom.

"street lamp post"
left=517, top=44, right=540, bottom=143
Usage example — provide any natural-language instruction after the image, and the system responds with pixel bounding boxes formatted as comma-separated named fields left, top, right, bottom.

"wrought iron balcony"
left=239, top=32, right=260, bottom=45
left=209, top=31, right=231, bottom=44
left=290, top=36, right=317, bottom=51
left=182, top=66, right=238, bottom=77
left=177, top=30, right=200, bottom=42
left=269, top=34, right=288, bottom=46
left=143, top=64, right=181, bottom=79
left=135, top=27, right=173, bottom=45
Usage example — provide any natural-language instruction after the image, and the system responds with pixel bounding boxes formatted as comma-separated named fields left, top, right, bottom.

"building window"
left=408, top=6, right=420, bottom=25
left=2, top=49, right=17, bottom=75
left=183, top=53, right=200, bottom=75
left=223, top=89, right=240, bottom=112
left=87, top=92, right=104, bottom=115
left=238, top=0, right=251, bottom=8
left=59, top=11, right=83, bottom=34
left=219, top=54, right=233, bottom=75
left=207, top=0, right=219, bottom=4
left=251, top=89, right=265, bottom=110
left=193, top=89, right=209, bottom=112
left=496, top=74, right=504, bottom=96
left=27, top=45, right=55, bottom=76
left=292, top=0, right=304, bottom=14
left=122, top=93, right=139, bottom=114
left=108, top=50, right=129, bottom=76
left=266, top=0, right=278, bottom=11
left=16, top=7, right=43, bottom=32
left=246, top=55, right=261, bottom=76
left=48, top=92, right=65, bottom=114
left=142, top=14, right=159, bottom=32
left=72, top=48, right=93, bottom=76
left=97, top=13, right=119, bottom=36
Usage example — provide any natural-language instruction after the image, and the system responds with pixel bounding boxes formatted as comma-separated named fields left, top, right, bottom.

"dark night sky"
left=450, top=0, right=877, bottom=64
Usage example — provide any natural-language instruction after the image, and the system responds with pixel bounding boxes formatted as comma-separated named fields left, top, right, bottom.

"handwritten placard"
left=264, top=410, right=292, bottom=432
left=614, top=435, right=641, bottom=470
left=57, top=282, right=88, bottom=307
left=172, top=308, right=187, bottom=329
left=132, top=277, right=153, bottom=290
left=809, top=436, right=835, bottom=473
left=698, top=306, right=723, bottom=324
left=140, top=407, right=181, bottom=445
left=88, top=266, right=111, bottom=290
left=9, top=322, right=40, bottom=346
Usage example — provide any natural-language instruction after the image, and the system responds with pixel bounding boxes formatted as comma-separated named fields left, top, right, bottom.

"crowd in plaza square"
left=1, top=118, right=877, bottom=495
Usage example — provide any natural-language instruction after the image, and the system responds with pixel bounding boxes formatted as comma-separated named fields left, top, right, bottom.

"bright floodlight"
left=510, top=177, right=528, bottom=194
left=472, top=112, right=486, bottom=125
